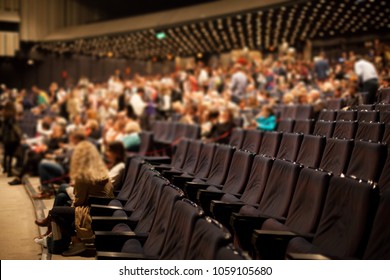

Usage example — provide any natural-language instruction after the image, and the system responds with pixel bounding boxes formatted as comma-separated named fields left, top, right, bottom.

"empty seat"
left=186, top=217, right=232, bottom=260
left=376, top=103, right=390, bottom=115
left=377, top=88, right=390, bottom=104
left=363, top=189, right=390, bottom=259
left=382, top=125, right=390, bottom=145
left=357, top=110, right=379, bottom=122
left=276, top=133, right=303, bottom=162
left=319, top=138, right=354, bottom=175
left=228, top=128, right=245, bottom=149
left=286, top=175, right=379, bottom=260
left=318, top=110, right=337, bottom=121
left=296, top=135, right=326, bottom=168
left=258, top=131, right=282, bottom=157
left=355, top=122, right=384, bottom=142
left=241, top=129, right=263, bottom=153
left=253, top=168, right=331, bottom=259
left=333, top=120, right=358, bottom=139
left=357, top=104, right=375, bottom=111
left=293, top=119, right=315, bottom=134
left=380, top=111, right=390, bottom=124
left=277, top=118, right=295, bottom=133
left=336, top=110, right=357, bottom=121
left=172, top=143, right=216, bottom=189
left=191, top=144, right=235, bottom=186
left=231, top=159, right=303, bottom=252
left=185, top=124, right=201, bottom=139
left=327, top=98, right=345, bottom=110
left=185, top=150, right=254, bottom=212
left=296, top=105, right=313, bottom=120
left=210, top=155, right=274, bottom=230
left=281, top=105, right=297, bottom=119
left=313, top=120, right=335, bottom=138
left=346, top=140, right=387, bottom=182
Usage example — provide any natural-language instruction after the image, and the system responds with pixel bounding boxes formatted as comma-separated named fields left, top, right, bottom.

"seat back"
left=159, top=199, right=204, bottom=259
left=333, top=120, right=358, bottom=139
left=318, top=109, right=337, bottom=121
left=172, top=123, right=188, bottom=143
left=228, top=128, right=245, bottom=149
left=355, top=122, right=384, bottom=142
left=241, top=129, right=263, bottom=153
left=357, top=104, right=375, bottom=111
left=193, top=143, right=216, bottom=179
left=205, top=145, right=235, bottom=185
left=180, top=140, right=203, bottom=174
left=296, top=105, right=313, bottom=120
left=336, top=110, right=357, bottom=121
left=258, top=131, right=282, bottom=157
left=239, top=155, right=275, bottom=204
left=276, top=133, right=303, bottom=162
left=377, top=87, right=390, bottom=103
left=327, top=98, right=345, bottom=110
left=346, top=140, right=387, bottom=183
left=285, top=168, right=331, bottom=234
left=293, top=119, right=315, bottom=134
left=357, top=110, right=379, bottom=122
left=221, top=150, right=255, bottom=195
left=380, top=111, right=390, bottom=124
left=143, top=185, right=185, bottom=257
left=134, top=175, right=170, bottom=233
left=319, top=138, right=354, bottom=175
left=277, top=118, right=295, bottom=133
left=186, top=217, right=232, bottom=260
left=185, top=124, right=201, bottom=139
left=138, top=131, right=154, bottom=156
left=171, top=139, right=190, bottom=170
left=281, top=105, right=297, bottom=119
left=122, top=164, right=157, bottom=212
left=313, top=120, right=335, bottom=138
left=364, top=189, right=390, bottom=259
left=116, top=157, right=143, bottom=201
left=312, top=176, right=379, bottom=259
left=296, top=135, right=326, bottom=168
left=257, top=159, right=303, bottom=217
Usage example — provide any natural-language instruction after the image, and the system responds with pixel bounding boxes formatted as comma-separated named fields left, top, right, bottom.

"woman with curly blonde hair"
left=36, top=140, right=114, bottom=256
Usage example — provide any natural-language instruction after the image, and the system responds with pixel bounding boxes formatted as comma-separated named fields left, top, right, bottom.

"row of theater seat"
left=89, top=158, right=249, bottom=260
left=89, top=125, right=390, bottom=259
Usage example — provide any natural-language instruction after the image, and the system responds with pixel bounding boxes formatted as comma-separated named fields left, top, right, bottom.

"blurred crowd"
left=0, top=45, right=389, bottom=185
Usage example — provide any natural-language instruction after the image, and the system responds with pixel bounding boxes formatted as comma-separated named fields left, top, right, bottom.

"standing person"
left=230, top=63, right=248, bottom=104
left=354, top=55, right=379, bottom=104
left=1, top=101, right=22, bottom=176
left=314, top=52, right=330, bottom=82
left=42, top=141, right=114, bottom=256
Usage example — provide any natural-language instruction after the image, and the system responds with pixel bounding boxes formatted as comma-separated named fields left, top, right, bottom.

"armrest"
left=96, top=251, right=149, bottom=260
left=184, top=182, right=211, bottom=202
left=88, top=196, right=126, bottom=206
left=252, top=229, right=300, bottom=260
left=285, top=253, right=330, bottom=260
left=172, top=175, right=195, bottom=189
left=210, top=201, right=246, bottom=230
left=142, top=156, right=171, bottom=165
left=91, top=216, right=138, bottom=231
left=162, top=170, right=184, bottom=181
left=230, top=213, right=275, bottom=253
left=196, top=189, right=225, bottom=216
left=95, top=231, right=149, bottom=252
left=153, top=165, right=172, bottom=173
left=90, top=204, right=126, bottom=216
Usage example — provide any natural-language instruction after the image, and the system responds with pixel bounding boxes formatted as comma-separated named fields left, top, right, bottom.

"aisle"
left=0, top=173, right=41, bottom=260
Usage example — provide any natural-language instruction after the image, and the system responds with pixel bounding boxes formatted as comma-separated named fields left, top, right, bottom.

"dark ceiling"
left=40, top=0, right=390, bottom=60
left=77, top=0, right=219, bottom=22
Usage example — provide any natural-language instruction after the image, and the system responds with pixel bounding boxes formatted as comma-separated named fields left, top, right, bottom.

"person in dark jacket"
left=1, top=101, right=22, bottom=177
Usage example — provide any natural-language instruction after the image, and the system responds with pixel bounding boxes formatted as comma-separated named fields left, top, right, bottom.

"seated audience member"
left=9, top=123, right=67, bottom=185
left=32, top=129, right=86, bottom=199
left=40, top=140, right=114, bottom=256
left=255, top=105, right=277, bottom=131
left=120, top=121, right=141, bottom=151
left=207, top=108, right=236, bottom=144
left=105, top=141, right=126, bottom=190
left=342, top=81, right=362, bottom=110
